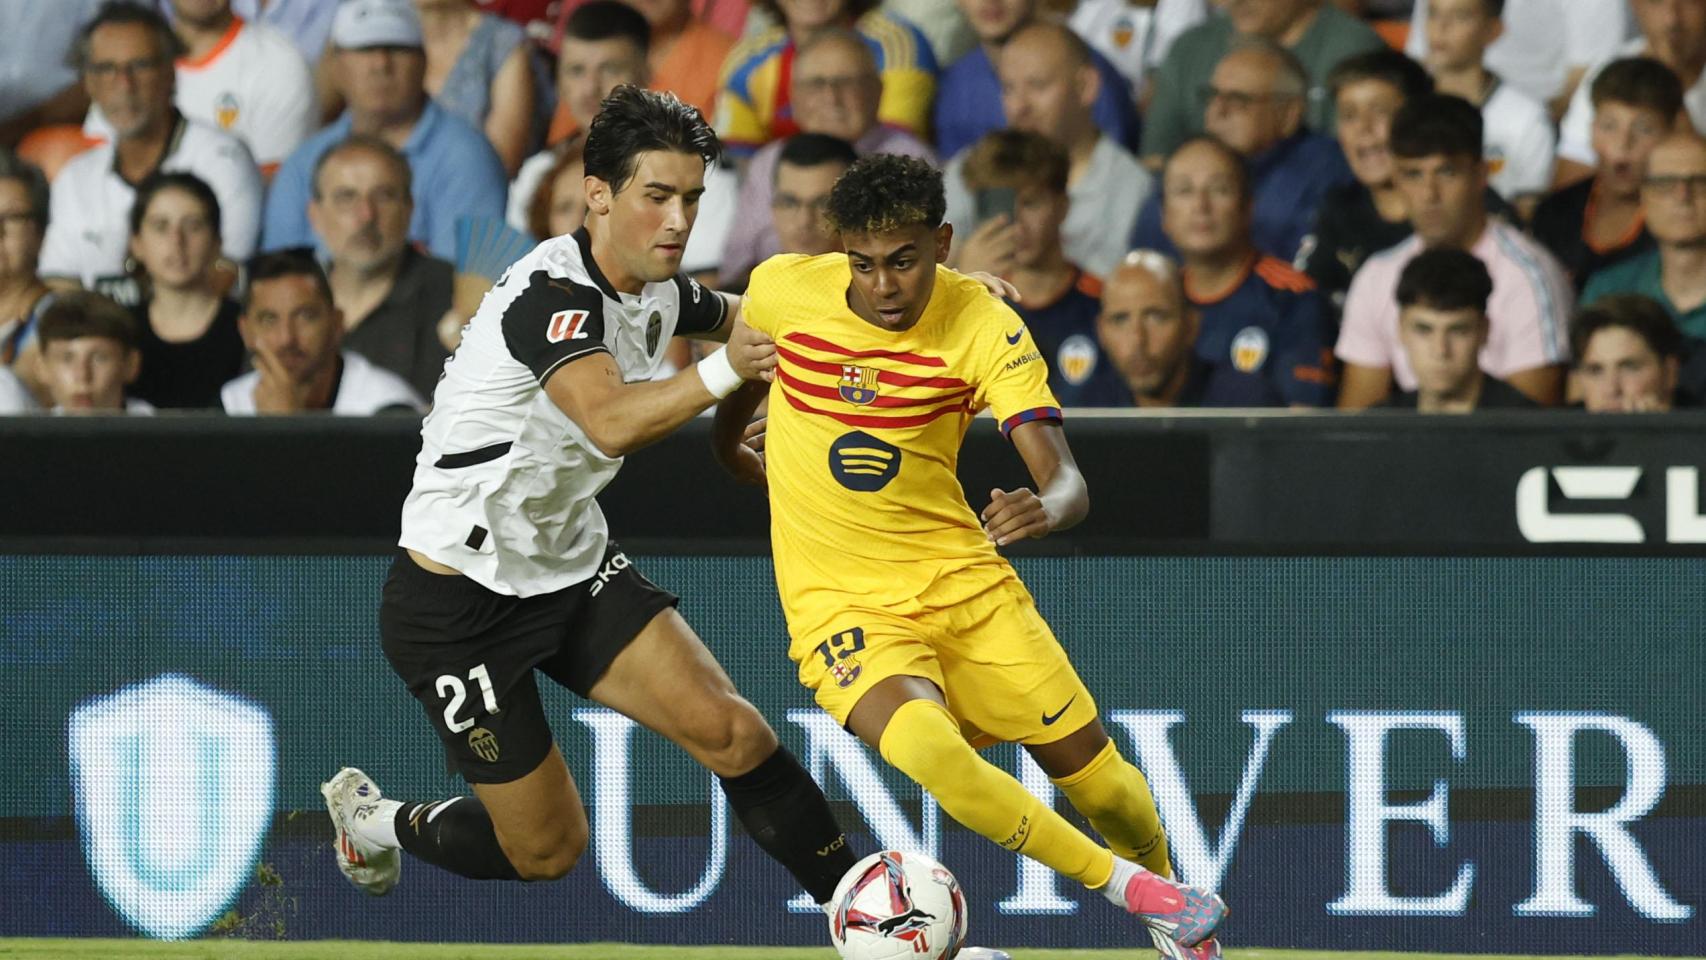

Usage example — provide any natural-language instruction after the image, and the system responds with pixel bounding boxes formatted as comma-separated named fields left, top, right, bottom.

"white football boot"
left=321, top=766, right=401, bottom=896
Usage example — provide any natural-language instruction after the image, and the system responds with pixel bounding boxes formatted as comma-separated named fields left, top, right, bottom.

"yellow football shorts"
left=789, top=574, right=1098, bottom=746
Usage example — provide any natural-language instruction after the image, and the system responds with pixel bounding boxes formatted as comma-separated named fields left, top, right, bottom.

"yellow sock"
left=878, top=699, right=1115, bottom=889
left=1052, top=740, right=1174, bottom=878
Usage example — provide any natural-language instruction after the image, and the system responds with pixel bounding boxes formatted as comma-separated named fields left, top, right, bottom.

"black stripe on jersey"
left=573, top=228, right=621, bottom=301
left=501, top=269, right=609, bottom=384
left=674, top=273, right=727, bottom=335
left=434, top=441, right=513, bottom=469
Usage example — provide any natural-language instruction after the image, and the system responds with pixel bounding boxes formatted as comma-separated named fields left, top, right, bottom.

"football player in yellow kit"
left=712, top=154, right=1228, bottom=959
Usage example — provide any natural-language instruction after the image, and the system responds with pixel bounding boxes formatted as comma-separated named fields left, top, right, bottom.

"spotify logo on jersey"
left=829, top=431, right=901, bottom=491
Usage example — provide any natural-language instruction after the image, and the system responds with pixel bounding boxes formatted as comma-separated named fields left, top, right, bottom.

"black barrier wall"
left=5, top=411, right=1706, bottom=552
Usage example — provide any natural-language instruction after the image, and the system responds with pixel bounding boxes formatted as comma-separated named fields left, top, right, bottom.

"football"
left=828, top=850, right=968, bottom=960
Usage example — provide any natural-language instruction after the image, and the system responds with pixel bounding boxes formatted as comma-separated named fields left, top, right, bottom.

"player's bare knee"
left=505, top=821, right=588, bottom=881
left=690, top=694, right=779, bottom=776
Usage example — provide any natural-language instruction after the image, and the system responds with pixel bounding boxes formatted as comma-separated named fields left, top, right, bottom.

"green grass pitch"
left=0, top=943, right=1698, bottom=960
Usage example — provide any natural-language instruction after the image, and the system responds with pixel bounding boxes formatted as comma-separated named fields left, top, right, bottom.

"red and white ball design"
left=829, top=850, right=968, bottom=960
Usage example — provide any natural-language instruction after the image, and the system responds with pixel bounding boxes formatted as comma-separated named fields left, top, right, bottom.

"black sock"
left=393, top=796, right=523, bottom=881
left=719, top=746, right=858, bottom=903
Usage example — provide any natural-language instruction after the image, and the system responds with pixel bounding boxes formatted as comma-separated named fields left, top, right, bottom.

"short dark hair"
left=1471, top=0, right=1505, bottom=16
left=0, top=149, right=50, bottom=229
left=1390, top=94, right=1482, bottom=161
left=1396, top=248, right=1493, bottom=314
left=564, top=0, right=650, bottom=54
left=37, top=290, right=140, bottom=351
left=960, top=129, right=1070, bottom=195
left=1164, top=134, right=1252, bottom=204
left=1591, top=57, right=1685, bottom=120
left=1571, top=294, right=1684, bottom=363
left=69, top=1, right=186, bottom=72
left=825, top=153, right=945, bottom=234
left=244, top=249, right=335, bottom=312
left=777, top=133, right=858, bottom=176
left=1328, top=48, right=1434, bottom=103
left=129, top=171, right=222, bottom=239
left=583, top=84, right=720, bottom=193
left=312, top=134, right=415, bottom=199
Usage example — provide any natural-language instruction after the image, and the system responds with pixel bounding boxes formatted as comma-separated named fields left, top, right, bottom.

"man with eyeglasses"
left=38, top=1, right=262, bottom=301
left=719, top=29, right=933, bottom=288
left=1158, top=135, right=1334, bottom=407
left=1141, top=0, right=1384, bottom=165
left=308, top=135, right=453, bottom=399
left=1582, top=132, right=1706, bottom=339
left=1129, top=38, right=1352, bottom=263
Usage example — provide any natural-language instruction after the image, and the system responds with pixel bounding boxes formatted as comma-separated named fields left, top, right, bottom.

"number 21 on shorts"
left=436, top=664, right=499, bottom=733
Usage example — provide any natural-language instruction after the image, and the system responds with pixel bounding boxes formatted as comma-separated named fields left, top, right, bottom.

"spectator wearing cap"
left=1385, top=247, right=1537, bottom=411
left=1336, top=94, right=1572, bottom=409
left=721, top=29, right=934, bottom=285
left=1583, top=132, right=1706, bottom=340
left=38, top=290, right=154, bottom=414
left=1142, top=0, right=1384, bottom=165
left=1531, top=58, right=1680, bottom=293
left=310, top=135, right=453, bottom=398
left=935, top=0, right=1139, bottom=158
left=0, top=0, right=104, bottom=147
left=1160, top=135, right=1335, bottom=407
left=1557, top=0, right=1706, bottom=186
left=1130, top=38, right=1352, bottom=264
left=414, top=0, right=542, bottom=177
left=945, top=22, right=1151, bottom=280
left=40, top=2, right=263, bottom=299
left=1421, top=0, right=1555, bottom=215
left=226, top=249, right=424, bottom=415
left=712, top=0, right=938, bottom=156
left=262, top=0, right=507, bottom=262
left=1572, top=293, right=1691, bottom=411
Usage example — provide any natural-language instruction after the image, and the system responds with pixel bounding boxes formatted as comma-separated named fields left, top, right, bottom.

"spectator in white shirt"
left=225, top=248, right=424, bottom=415
left=168, top=0, right=317, bottom=177
left=1406, top=0, right=1634, bottom=108
left=1422, top=0, right=1555, bottom=215
left=37, top=290, right=155, bottom=415
left=40, top=1, right=262, bottom=298
left=1557, top=0, right=1706, bottom=186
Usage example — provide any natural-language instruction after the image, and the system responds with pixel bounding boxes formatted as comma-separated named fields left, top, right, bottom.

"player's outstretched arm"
left=710, top=380, right=769, bottom=487
left=980, top=420, right=1088, bottom=545
left=545, top=318, right=775, bottom=458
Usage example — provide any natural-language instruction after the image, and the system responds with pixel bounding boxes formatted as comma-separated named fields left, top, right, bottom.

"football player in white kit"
left=318, top=85, right=869, bottom=916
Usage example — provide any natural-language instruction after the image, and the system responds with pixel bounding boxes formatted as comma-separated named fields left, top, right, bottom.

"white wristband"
left=696, top=345, right=744, bottom=399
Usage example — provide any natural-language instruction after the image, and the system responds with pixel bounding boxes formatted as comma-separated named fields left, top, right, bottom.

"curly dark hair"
left=825, top=153, right=944, bottom=235
left=583, top=85, right=720, bottom=194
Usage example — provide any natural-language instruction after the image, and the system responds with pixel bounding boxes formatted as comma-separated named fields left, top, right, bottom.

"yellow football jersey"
left=742, top=254, right=1063, bottom=633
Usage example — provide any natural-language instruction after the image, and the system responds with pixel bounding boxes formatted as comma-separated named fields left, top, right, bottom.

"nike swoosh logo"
left=1006, top=329, right=1024, bottom=345
left=1041, top=694, right=1076, bottom=726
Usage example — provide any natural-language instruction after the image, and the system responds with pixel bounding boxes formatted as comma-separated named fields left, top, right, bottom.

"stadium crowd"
left=0, top=0, right=1701, bottom=417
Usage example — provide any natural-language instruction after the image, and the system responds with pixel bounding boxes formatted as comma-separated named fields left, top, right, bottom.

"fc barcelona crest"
left=839, top=365, right=879, bottom=405
left=646, top=311, right=663, bottom=356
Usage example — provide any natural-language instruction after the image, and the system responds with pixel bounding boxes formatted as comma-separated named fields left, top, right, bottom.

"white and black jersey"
left=398, top=228, right=726, bottom=597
